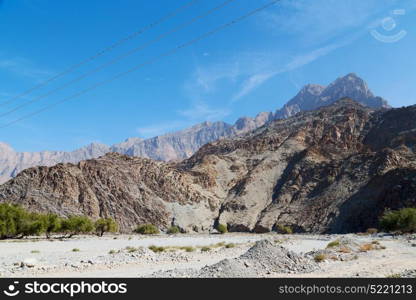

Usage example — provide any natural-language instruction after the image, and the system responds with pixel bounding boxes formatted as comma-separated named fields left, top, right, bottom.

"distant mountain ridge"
left=0, top=73, right=390, bottom=184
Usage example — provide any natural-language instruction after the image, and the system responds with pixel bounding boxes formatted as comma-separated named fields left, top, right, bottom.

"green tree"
left=134, top=224, right=159, bottom=235
left=20, top=212, right=47, bottom=237
left=0, top=203, right=31, bottom=239
left=380, top=208, right=416, bottom=233
left=95, top=218, right=118, bottom=237
left=167, top=226, right=180, bottom=235
left=39, top=213, right=62, bottom=238
left=61, top=215, right=94, bottom=238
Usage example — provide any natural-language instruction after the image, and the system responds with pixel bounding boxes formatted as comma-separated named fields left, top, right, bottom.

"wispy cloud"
left=260, top=0, right=399, bottom=44
left=232, top=38, right=356, bottom=101
left=0, top=56, right=52, bottom=81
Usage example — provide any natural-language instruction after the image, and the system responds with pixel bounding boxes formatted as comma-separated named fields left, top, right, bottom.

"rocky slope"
left=0, top=73, right=389, bottom=184
left=0, top=99, right=414, bottom=233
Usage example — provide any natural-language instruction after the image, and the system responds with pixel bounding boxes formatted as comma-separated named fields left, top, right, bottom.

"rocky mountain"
left=274, top=73, right=390, bottom=119
left=0, top=73, right=389, bottom=184
left=1, top=99, right=414, bottom=234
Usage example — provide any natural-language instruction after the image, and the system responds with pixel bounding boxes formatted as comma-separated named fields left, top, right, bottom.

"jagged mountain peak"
left=275, top=73, right=389, bottom=119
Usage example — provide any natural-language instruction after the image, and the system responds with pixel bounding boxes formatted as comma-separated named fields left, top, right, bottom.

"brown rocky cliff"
left=1, top=99, right=415, bottom=233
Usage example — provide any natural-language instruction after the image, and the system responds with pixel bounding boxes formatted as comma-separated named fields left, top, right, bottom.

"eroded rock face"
left=1, top=99, right=415, bottom=233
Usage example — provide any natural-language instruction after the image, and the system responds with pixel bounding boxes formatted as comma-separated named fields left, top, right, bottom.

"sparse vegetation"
left=216, top=224, right=228, bottom=234
left=326, top=239, right=340, bottom=248
left=125, top=246, right=137, bottom=253
left=380, top=208, right=416, bottom=233
left=95, top=218, right=118, bottom=237
left=167, top=226, right=180, bottom=235
left=201, top=246, right=211, bottom=252
left=276, top=224, right=293, bottom=234
left=30, top=250, right=40, bottom=254
left=134, top=224, right=159, bottom=235
left=225, top=243, right=235, bottom=248
left=181, top=246, right=195, bottom=252
left=72, top=248, right=80, bottom=252
left=314, top=253, right=326, bottom=262
left=108, top=249, right=117, bottom=254
left=149, top=245, right=165, bottom=253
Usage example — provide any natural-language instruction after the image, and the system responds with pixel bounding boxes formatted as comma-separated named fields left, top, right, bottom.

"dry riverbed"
left=0, top=233, right=415, bottom=278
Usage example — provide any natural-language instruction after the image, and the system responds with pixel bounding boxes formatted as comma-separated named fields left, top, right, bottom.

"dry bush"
left=338, top=246, right=351, bottom=253
left=359, top=243, right=374, bottom=252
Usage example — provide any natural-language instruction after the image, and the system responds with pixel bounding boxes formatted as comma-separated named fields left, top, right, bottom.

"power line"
left=0, top=0, right=237, bottom=119
left=0, top=0, right=280, bottom=130
left=0, top=0, right=201, bottom=108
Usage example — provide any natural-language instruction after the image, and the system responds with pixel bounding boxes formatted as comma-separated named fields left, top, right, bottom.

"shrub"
left=134, top=224, right=159, bottom=235
left=366, top=228, right=378, bottom=235
left=31, top=250, right=40, bottom=254
left=380, top=208, right=416, bottom=233
left=276, top=224, right=293, bottom=234
left=225, top=243, right=235, bottom=248
left=148, top=245, right=165, bottom=253
left=326, top=240, right=340, bottom=248
left=359, top=243, right=374, bottom=252
left=72, top=248, right=80, bottom=252
left=95, top=218, right=118, bottom=237
left=108, top=249, right=117, bottom=255
left=338, top=247, right=351, bottom=253
left=61, top=216, right=94, bottom=238
left=126, top=246, right=138, bottom=253
left=216, top=224, right=228, bottom=234
left=181, top=246, right=195, bottom=252
left=201, top=246, right=211, bottom=252
left=314, top=253, right=326, bottom=263
left=167, top=226, right=180, bottom=235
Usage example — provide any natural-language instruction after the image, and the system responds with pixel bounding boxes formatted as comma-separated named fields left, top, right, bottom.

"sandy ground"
left=0, top=233, right=415, bottom=278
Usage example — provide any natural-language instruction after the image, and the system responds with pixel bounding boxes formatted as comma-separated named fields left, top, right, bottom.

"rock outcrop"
left=0, top=74, right=390, bottom=183
left=0, top=99, right=414, bottom=233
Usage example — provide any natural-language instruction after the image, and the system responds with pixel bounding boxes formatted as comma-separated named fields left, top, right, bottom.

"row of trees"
left=0, top=203, right=118, bottom=240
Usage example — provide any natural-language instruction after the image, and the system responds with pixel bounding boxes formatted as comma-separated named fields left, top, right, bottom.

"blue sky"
left=0, top=0, right=415, bottom=152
